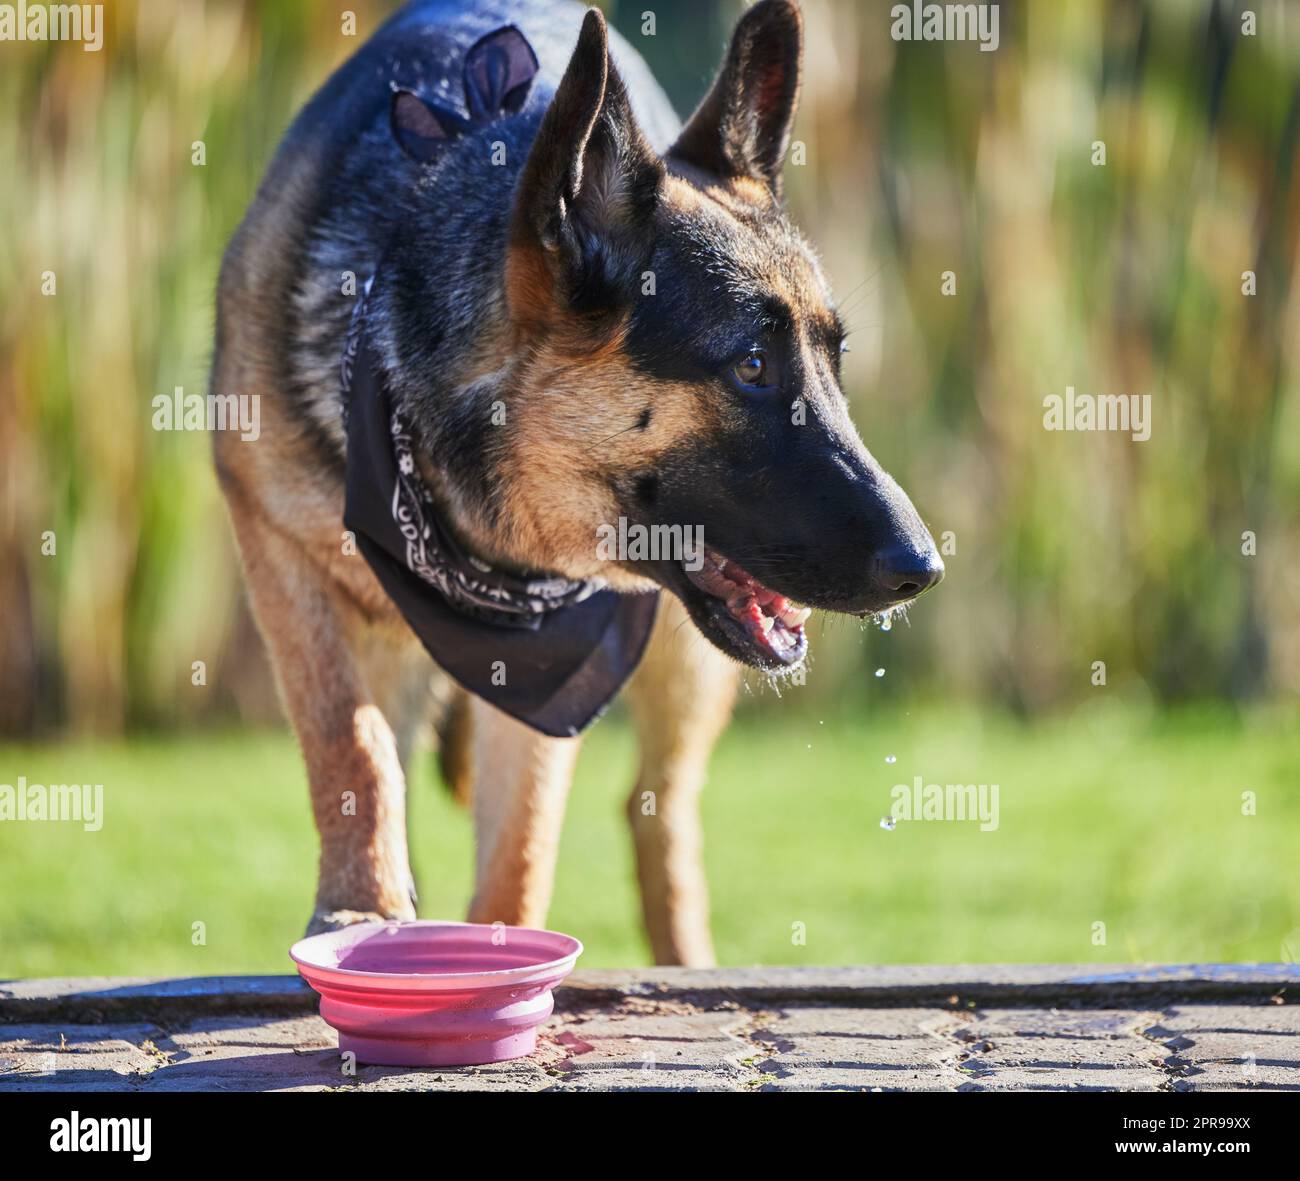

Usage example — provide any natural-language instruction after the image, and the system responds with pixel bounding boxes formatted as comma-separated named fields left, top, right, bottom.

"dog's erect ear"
left=393, top=28, right=538, bottom=163
left=669, top=0, right=802, bottom=196
left=511, top=9, right=664, bottom=316
left=391, top=91, right=463, bottom=162
left=463, top=25, right=539, bottom=121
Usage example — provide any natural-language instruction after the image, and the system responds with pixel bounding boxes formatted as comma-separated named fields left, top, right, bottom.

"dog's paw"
left=304, top=908, right=405, bottom=937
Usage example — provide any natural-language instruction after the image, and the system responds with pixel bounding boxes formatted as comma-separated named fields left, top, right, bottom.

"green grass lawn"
left=2, top=703, right=1298, bottom=977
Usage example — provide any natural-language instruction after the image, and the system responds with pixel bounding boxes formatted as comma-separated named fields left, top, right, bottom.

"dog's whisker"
left=583, top=421, right=645, bottom=454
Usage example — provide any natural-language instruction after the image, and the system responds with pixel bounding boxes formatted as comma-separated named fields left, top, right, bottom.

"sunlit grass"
left=2, top=705, right=1296, bottom=977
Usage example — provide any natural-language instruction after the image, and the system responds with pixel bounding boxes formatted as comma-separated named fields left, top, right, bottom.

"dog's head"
left=480, top=2, right=941, bottom=672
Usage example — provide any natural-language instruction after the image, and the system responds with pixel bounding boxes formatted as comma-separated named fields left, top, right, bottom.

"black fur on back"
left=259, top=0, right=678, bottom=483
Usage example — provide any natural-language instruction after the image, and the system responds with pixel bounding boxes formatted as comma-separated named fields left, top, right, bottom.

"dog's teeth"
left=783, top=606, right=811, bottom=627
left=759, top=615, right=775, bottom=635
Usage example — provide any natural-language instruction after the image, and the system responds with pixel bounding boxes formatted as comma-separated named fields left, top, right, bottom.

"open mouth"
left=681, top=546, right=810, bottom=671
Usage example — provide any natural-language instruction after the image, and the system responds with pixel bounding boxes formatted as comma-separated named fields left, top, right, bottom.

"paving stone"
left=1152, top=1004, right=1300, bottom=1036
left=952, top=1032, right=1168, bottom=1091
left=970, top=1008, right=1165, bottom=1039
left=0, top=1024, right=168, bottom=1090
left=759, top=1054, right=961, bottom=1091
left=2, top=973, right=1299, bottom=1092
left=1170, top=1031, right=1300, bottom=1065
left=1142, top=1031, right=1299, bottom=1091
left=352, top=1064, right=552, bottom=1092
left=753, top=1005, right=970, bottom=1038
left=165, top=1014, right=338, bottom=1050
left=744, top=1006, right=970, bottom=1091
left=542, top=1006, right=755, bottom=1091
left=140, top=1016, right=343, bottom=1092
left=144, top=1054, right=341, bottom=1093
left=1139, top=1006, right=1300, bottom=1092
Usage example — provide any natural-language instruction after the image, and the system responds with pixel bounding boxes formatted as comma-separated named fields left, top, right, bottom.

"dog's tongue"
left=687, top=549, right=811, bottom=656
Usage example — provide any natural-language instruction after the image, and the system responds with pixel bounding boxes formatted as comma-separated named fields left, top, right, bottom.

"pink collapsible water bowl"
left=290, top=920, right=583, bottom=1066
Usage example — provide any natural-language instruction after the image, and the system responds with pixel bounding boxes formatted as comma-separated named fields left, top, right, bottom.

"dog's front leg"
left=621, top=595, right=738, bottom=962
left=222, top=494, right=417, bottom=935
left=466, top=698, right=581, bottom=928
left=624, top=597, right=740, bottom=967
left=304, top=692, right=416, bottom=934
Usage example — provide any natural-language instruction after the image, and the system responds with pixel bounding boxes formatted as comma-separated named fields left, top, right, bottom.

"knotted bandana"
left=345, top=258, right=660, bottom=743
left=342, top=283, right=658, bottom=739
left=340, top=26, right=659, bottom=737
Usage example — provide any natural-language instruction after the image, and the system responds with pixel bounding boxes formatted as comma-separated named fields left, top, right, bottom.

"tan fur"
left=496, top=355, right=722, bottom=586
left=664, top=167, right=770, bottom=224
left=465, top=697, right=583, bottom=927
left=504, top=239, right=563, bottom=336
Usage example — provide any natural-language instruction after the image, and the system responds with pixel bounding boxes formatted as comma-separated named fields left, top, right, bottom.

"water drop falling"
left=881, top=617, right=892, bottom=632
left=875, top=668, right=886, bottom=678
left=879, top=816, right=897, bottom=831
left=885, top=755, right=897, bottom=764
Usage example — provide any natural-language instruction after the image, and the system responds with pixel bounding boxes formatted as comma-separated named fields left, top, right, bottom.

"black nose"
left=871, top=542, right=945, bottom=603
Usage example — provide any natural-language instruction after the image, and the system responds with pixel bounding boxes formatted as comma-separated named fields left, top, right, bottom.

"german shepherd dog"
left=213, top=0, right=941, bottom=966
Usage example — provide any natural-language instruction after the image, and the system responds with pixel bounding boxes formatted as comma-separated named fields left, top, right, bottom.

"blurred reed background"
left=2, top=0, right=1298, bottom=737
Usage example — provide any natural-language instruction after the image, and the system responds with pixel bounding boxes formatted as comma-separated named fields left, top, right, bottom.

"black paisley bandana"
left=341, top=274, right=658, bottom=738
left=338, top=25, right=658, bottom=737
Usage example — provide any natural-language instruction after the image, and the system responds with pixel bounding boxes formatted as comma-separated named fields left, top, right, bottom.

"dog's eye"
left=732, top=352, right=768, bottom=387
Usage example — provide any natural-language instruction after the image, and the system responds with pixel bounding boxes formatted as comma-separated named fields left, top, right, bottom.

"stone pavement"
left=2, top=966, right=1298, bottom=1092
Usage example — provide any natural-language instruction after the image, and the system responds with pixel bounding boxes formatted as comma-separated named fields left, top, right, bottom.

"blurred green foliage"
left=1, top=0, right=1298, bottom=735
